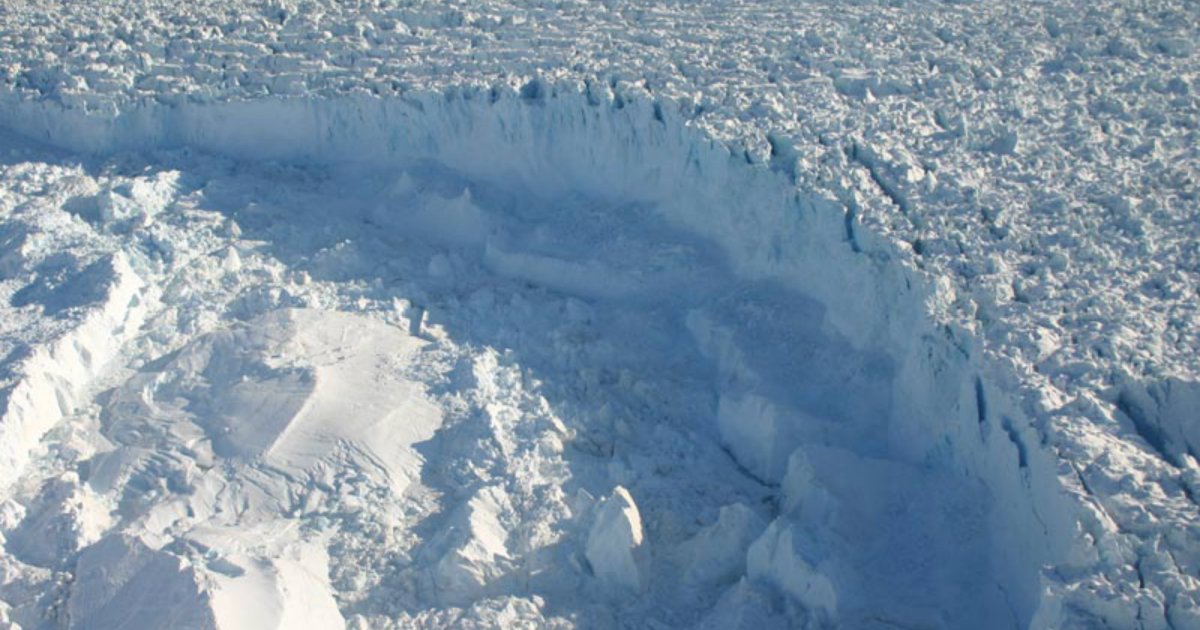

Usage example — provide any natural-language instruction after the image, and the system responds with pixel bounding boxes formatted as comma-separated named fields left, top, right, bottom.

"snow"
left=0, top=0, right=1197, bottom=628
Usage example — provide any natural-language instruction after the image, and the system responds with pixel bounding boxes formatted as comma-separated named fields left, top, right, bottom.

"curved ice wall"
left=0, top=82, right=1089, bottom=626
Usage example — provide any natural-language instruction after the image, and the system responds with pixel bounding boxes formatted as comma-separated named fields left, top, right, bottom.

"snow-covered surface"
left=0, top=0, right=1198, bottom=628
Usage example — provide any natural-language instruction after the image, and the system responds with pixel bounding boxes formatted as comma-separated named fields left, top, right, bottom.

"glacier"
left=0, top=0, right=1197, bottom=626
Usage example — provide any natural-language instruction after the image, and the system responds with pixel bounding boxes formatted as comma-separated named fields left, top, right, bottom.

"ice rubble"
left=0, top=253, right=146, bottom=495
left=0, top=82, right=1194, bottom=629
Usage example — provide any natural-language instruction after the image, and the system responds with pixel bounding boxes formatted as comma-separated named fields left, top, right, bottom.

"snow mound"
left=68, top=534, right=214, bottom=630
left=98, top=308, right=439, bottom=498
left=68, top=532, right=345, bottom=630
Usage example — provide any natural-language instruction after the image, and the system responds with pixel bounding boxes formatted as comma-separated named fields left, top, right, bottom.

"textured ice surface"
left=0, top=0, right=1198, bottom=628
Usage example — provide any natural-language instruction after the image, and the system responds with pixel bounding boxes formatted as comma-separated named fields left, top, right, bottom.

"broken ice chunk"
left=586, top=486, right=647, bottom=593
left=678, top=503, right=766, bottom=587
left=747, top=521, right=838, bottom=624
left=433, top=486, right=513, bottom=605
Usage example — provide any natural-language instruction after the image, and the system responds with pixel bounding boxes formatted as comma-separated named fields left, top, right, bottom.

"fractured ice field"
left=0, top=86, right=1193, bottom=630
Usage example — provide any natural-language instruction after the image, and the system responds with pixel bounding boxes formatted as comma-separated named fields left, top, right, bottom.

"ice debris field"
left=0, top=0, right=1198, bottom=628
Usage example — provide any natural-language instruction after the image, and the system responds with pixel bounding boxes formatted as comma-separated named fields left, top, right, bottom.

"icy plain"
left=0, top=0, right=1197, bottom=628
